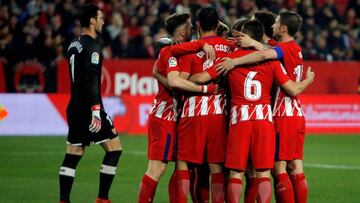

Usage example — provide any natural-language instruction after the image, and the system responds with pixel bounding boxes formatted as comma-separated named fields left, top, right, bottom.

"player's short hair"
left=279, top=11, right=302, bottom=37
left=79, top=4, right=100, bottom=28
left=232, top=18, right=248, bottom=32
left=241, top=19, right=264, bottom=42
left=165, top=13, right=191, bottom=36
left=253, top=11, right=276, bottom=37
left=217, top=21, right=230, bottom=37
left=198, top=7, right=219, bottom=32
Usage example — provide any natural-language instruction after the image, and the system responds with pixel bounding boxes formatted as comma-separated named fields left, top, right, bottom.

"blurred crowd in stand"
left=0, top=0, right=359, bottom=92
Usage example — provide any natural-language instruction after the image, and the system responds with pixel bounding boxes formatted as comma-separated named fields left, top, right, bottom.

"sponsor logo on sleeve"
left=91, top=52, right=100, bottom=64
left=168, top=57, right=177, bottom=68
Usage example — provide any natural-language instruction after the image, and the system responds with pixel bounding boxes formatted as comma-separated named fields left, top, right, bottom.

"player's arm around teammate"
left=138, top=13, right=218, bottom=203
left=223, top=11, right=312, bottom=203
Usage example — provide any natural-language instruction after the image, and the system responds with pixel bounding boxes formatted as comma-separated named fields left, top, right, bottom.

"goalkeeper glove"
left=89, top=104, right=101, bottom=133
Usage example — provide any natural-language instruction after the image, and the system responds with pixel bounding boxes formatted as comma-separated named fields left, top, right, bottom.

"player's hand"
left=305, top=66, right=315, bottom=83
left=215, top=63, right=227, bottom=76
left=216, top=57, right=235, bottom=75
left=156, top=38, right=173, bottom=48
left=237, top=32, right=256, bottom=48
left=89, top=105, right=101, bottom=133
left=207, top=58, right=225, bottom=80
left=203, top=43, right=216, bottom=61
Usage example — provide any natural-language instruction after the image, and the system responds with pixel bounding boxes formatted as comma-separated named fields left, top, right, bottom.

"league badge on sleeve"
left=91, top=52, right=100, bottom=64
left=168, top=57, right=177, bottom=68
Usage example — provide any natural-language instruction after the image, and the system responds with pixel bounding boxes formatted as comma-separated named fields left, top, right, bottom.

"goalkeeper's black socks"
left=59, top=153, right=82, bottom=202
left=98, top=150, right=122, bottom=199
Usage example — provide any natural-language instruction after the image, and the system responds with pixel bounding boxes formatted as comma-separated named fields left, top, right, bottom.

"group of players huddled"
left=59, top=4, right=315, bottom=203
left=138, top=6, right=315, bottom=203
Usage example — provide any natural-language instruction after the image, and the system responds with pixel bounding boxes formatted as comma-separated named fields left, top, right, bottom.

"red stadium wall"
left=57, top=60, right=360, bottom=95
left=303, top=61, right=360, bottom=94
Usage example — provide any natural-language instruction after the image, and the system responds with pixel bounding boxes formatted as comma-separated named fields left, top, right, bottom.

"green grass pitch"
left=0, top=135, right=360, bottom=203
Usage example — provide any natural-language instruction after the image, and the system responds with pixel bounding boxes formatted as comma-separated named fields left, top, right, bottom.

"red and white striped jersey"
left=150, top=98, right=179, bottom=121
left=273, top=41, right=305, bottom=117
left=180, top=35, right=232, bottom=118
left=227, top=49, right=290, bottom=124
left=181, top=94, right=227, bottom=117
left=230, top=104, right=273, bottom=124
left=149, top=46, right=180, bottom=121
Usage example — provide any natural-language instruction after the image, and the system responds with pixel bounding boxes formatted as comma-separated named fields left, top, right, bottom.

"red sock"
left=176, top=170, right=190, bottom=203
left=275, top=173, right=295, bottom=203
left=211, top=173, right=225, bottom=203
left=244, top=177, right=257, bottom=203
left=168, top=172, right=177, bottom=203
left=138, top=175, right=158, bottom=203
left=290, top=173, right=308, bottom=203
left=226, top=178, right=242, bottom=203
left=257, top=177, right=272, bottom=203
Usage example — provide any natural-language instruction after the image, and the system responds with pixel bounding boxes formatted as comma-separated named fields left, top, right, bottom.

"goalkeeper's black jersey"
left=66, top=35, right=103, bottom=113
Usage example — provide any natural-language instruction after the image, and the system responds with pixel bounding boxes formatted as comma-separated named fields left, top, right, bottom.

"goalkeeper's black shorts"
left=66, top=109, right=118, bottom=146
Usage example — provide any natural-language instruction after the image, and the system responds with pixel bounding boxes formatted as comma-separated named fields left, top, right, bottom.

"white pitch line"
left=304, top=163, right=360, bottom=171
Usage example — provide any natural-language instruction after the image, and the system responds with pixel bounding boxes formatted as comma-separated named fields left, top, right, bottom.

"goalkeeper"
left=58, top=4, right=122, bottom=203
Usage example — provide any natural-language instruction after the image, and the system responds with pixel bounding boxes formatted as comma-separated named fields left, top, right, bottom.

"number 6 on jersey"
left=244, top=71, right=262, bottom=101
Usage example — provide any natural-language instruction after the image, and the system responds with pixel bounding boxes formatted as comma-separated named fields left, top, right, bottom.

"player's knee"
left=274, top=161, right=287, bottom=174
left=288, top=161, right=303, bottom=174
left=255, top=169, right=271, bottom=178
left=147, top=162, right=167, bottom=179
left=157, top=164, right=167, bottom=175
left=209, top=163, right=222, bottom=174
left=176, top=160, right=188, bottom=171
left=66, top=145, right=84, bottom=156
left=229, top=170, right=243, bottom=179
left=102, top=137, right=122, bottom=151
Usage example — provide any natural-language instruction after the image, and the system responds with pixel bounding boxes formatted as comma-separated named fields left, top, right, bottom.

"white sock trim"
left=59, top=166, right=76, bottom=177
left=100, top=164, right=117, bottom=175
